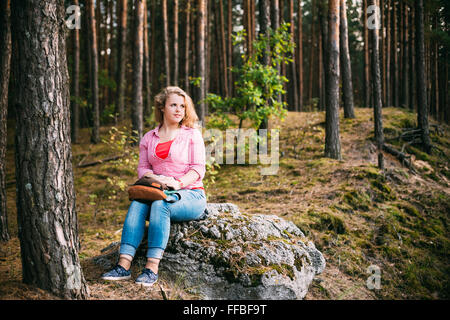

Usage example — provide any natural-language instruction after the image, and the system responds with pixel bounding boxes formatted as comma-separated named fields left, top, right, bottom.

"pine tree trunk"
left=392, top=0, right=398, bottom=107
left=409, top=7, right=416, bottom=111
left=143, top=0, right=152, bottom=118
left=324, top=0, right=341, bottom=160
left=71, top=0, right=80, bottom=144
left=116, top=0, right=128, bottom=123
left=369, top=0, right=384, bottom=170
left=0, top=0, right=11, bottom=242
left=227, top=0, right=233, bottom=96
left=308, top=0, right=316, bottom=105
left=132, top=0, right=144, bottom=142
left=289, top=0, right=299, bottom=111
left=219, top=0, right=228, bottom=97
left=185, top=0, right=191, bottom=90
left=401, top=1, right=409, bottom=109
left=271, top=0, right=281, bottom=104
left=11, top=0, right=89, bottom=298
left=415, top=0, right=431, bottom=154
left=87, top=0, right=100, bottom=143
left=386, top=0, right=391, bottom=107
left=363, top=0, right=370, bottom=108
left=339, top=0, right=355, bottom=118
left=318, top=0, right=328, bottom=112
left=298, top=0, right=304, bottom=112
left=258, top=0, right=271, bottom=130
left=432, top=14, right=439, bottom=121
left=196, top=0, right=207, bottom=124
left=162, top=0, right=171, bottom=86
left=174, top=0, right=179, bottom=86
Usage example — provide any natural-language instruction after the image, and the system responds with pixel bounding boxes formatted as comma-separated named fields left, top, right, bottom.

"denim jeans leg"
left=119, top=200, right=150, bottom=258
left=146, top=189, right=207, bottom=259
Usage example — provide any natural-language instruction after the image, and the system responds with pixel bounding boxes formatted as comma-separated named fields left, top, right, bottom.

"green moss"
left=314, top=213, right=347, bottom=234
left=395, top=201, right=421, bottom=218
left=342, top=190, right=371, bottom=211
left=270, top=263, right=295, bottom=280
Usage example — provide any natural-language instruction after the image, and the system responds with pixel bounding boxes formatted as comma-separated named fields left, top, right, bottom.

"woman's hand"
left=165, top=178, right=182, bottom=190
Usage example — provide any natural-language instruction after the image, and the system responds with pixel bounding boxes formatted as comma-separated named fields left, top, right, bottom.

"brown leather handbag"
left=128, top=176, right=181, bottom=204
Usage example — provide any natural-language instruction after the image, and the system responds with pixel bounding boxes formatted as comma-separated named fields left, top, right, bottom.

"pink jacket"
left=137, top=125, right=206, bottom=189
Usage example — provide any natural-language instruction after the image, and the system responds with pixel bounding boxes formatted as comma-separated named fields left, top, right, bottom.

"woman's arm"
left=137, top=134, right=154, bottom=179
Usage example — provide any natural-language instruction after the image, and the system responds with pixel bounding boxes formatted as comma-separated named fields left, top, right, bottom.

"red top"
left=155, top=139, right=174, bottom=159
left=155, top=139, right=204, bottom=190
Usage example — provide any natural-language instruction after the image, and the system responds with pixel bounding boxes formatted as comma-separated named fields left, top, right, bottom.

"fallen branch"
left=76, top=154, right=124, bottom=168
left=382, top=143, right=417, bottom=174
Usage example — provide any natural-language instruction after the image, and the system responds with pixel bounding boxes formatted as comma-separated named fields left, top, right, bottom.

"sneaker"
left=101, top=264, right=131, bottom=281
left=135, top=268, right=158, bottom=287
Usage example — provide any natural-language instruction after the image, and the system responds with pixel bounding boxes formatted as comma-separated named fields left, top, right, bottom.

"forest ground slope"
left=1, top=107, right=449, bottom=300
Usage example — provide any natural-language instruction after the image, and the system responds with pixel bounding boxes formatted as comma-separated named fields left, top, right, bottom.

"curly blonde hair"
left=153, top=86, right=199, bottom=128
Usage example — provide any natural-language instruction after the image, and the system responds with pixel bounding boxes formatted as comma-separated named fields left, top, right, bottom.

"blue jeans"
left=119, top=189, right=207, bottom=259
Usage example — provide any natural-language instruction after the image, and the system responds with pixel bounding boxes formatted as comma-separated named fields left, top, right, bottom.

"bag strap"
left=163, top=190, right=182, bottom=203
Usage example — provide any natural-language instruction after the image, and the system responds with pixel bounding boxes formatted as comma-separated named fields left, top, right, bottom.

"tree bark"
left=87, top=0, right=100, bottom=143
left=132, top=0, right=144, bottom=142
left=339, top=0, right=355, bottom=118
left=0, top=0, right=11, bottom=242
left=11, top=0, right=89, bottom=298
left=162, top=0, right=171, bottom=86
left=196, top=0, right=207, bottom=124
left=415, top=0, right=431, bottom=153
left=369, top=0, right=384, bottom=170
left=324, top=0, right=341, bottom=160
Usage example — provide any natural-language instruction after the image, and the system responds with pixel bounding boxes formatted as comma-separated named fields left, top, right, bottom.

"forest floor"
left=1, top=107, right=449, bottom=300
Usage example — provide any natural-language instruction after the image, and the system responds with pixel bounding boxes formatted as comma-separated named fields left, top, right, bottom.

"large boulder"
left=93, top=203, right=325, bottom=300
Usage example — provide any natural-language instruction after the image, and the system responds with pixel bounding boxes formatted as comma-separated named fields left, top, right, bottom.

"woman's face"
left=162, top=94, right=186, bottom=125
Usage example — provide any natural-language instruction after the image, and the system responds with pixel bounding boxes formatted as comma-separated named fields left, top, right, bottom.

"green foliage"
left=206, top=23, right=294, bottom=130
left=101, top=126, right=139, bottom=199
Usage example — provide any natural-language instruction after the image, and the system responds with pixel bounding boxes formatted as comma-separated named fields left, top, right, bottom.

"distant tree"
left=339, top=0, right=355, bottom=118
left=297, top=0, right=304, bottom=112
left=196, top=0, right=207, bottom=124
left=174, top=0, right=179, bottom=86
left=87, top=0, right=100, bottom=143
left=132, top=0, right=144, bottom=141
left=116, top=0, right=128, bottom=122
left=162, top=0, right=171, bottom=86
left=369, top=0, right=385, bottom=170
left=11, top=0, right=88, bottom=298
left=324, top=0, right=342, bottom=160
left=415, top=0, right=431, bottom=154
